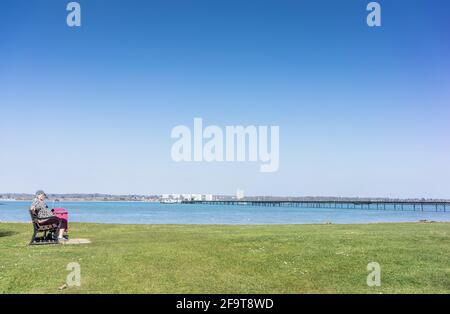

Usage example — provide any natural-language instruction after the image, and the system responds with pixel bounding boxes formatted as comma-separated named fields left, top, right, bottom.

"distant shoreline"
left=0, top=199, right=158, bottom=203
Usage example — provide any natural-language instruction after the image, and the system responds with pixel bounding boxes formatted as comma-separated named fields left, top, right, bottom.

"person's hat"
left=35, top=190, right=47, bottom=197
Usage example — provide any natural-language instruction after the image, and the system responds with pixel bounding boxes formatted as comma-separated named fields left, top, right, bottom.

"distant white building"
left=236, top=189, right=244, bottom=200
left=162, top=193, right=213, bottom=201
left=181, top=194, right=192, bottom=201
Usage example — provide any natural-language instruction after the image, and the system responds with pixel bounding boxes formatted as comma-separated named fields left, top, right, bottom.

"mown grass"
left=0, top=222, right=449, bottom=293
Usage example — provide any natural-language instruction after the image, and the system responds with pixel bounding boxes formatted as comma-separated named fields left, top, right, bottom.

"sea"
left=0, top=201, right=449, bottom=224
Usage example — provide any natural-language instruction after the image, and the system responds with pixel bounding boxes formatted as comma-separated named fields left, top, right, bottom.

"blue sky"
left=1, top=0, right=449, bottom=198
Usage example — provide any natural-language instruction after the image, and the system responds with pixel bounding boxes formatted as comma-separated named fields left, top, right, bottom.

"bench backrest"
left=29, top=210, right=58, bottom=232
left=29, top=210, right=39, bottom=222
left=29, top=210, right=47, bottom=226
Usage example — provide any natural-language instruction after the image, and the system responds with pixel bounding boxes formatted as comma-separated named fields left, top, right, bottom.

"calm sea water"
left=0, top=201, right=449, bottom=224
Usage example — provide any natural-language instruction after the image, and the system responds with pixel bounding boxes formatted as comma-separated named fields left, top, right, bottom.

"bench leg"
left=29, top=229, right=37, bottom=245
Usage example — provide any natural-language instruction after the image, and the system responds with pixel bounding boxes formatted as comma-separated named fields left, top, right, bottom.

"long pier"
left=181, top=200, right=449, bottom=212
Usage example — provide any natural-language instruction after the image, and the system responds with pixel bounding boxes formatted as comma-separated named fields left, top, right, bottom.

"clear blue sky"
left=1, top=0, right=449, bottom=198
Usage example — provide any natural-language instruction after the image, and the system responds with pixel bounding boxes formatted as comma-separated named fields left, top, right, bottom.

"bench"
left=29, top=210, right=60, bottom=245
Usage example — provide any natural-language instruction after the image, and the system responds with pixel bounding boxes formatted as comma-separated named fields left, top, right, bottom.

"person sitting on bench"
left=30, top=190, right=67, bottom=242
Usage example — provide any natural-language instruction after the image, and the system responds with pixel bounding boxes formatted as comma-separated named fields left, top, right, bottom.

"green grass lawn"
left=0, top=222, right=449, bottom=293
